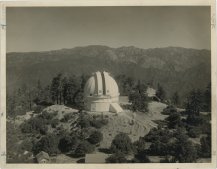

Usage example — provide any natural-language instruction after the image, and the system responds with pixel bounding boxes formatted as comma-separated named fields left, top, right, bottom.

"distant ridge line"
left=7, top=45, right=210, bottom=54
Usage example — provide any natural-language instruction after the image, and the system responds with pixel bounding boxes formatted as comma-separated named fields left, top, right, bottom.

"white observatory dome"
left=84, top=71, right=119, bottom=98
left=84, top=71, right=122, bottom=113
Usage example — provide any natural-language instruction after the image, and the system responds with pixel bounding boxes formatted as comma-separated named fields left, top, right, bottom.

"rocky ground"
left=98, top=101, right=168, bottom=148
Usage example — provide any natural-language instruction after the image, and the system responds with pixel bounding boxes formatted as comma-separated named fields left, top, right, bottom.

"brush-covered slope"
left=7, top=46, right=211, bottom=99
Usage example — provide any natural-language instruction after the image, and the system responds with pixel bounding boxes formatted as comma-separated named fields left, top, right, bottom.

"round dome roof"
left=84, top=71, right=119, bottom=98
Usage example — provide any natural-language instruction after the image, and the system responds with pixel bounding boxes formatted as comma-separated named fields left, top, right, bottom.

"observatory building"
left=84, top=71, right=123, bottom=113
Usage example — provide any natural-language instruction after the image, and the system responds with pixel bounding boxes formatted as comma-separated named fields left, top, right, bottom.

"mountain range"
left=6, top=45, right=211, bottom=100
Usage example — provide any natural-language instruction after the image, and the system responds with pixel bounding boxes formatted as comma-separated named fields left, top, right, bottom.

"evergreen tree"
left=200, top=135, right=211, bottom=157
left=42, top=85, right=52, bottom=104
left=50, top=75, right=60, bottom=104
left=80, top=74, right=88, bottom=90
left=156, top=83, right=166, bottom=101
left=204, top=82, right=211, bottom=112
left=129, top=91, right=148, bottom=112
left=124, top=77, right=135, bottom=95
left=136, top=80, right=147, bottom=94
left=166, top=112, right=181, bottom=129
left=50, top=73, right=63, bottom=104
left=172, top=91, right=180, bottom=106
left=185, top=89, right=203, bottom=116
left=174, top=128, right=198, bottom=162
left=34, top=80, right=43, bottom=103
left=129, top=81, right=148, bottom=112
left=6, top=94, right=16, bottom=119
left=116, top=75, right=135, bottom=95
left=26, top=88, right=33, bottom=110
left=66, top=76, right=80, bottom=105
left=62, top=77, right=69, bottom=105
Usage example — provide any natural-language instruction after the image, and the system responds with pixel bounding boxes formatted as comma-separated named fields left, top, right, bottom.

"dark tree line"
left=50, top=73, right=87, bottom=107
left=6, top=82, right=51, bottom=118
left=7, top=72, right=211, bottom=119
left=7, top=74, right=89, bottom=118
left=156, top=83, right=166, bottom=101
left=128, top=80, right=149, bottom=112
left=115, top=75, right=135, bottom=96
left=186, top=83, right=211, bottom=114
left=7, top=73, right=151, bottom=117
left=171, top=91, right=180, bottom=106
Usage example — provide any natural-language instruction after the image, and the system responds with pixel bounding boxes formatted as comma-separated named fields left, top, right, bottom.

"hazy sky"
left=7, top=6, right=210, bottom=52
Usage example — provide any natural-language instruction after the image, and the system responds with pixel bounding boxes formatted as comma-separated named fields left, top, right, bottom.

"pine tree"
left=172, top=91, right=180, bottom=106
left=156, top=83, right=166, bottom=101
left=35, top=80, right=43, bottom=103
left=66, top=76, right=80, bottom=105
left=50, top=73, right=62, bottom=104
left=174, top=128, right=198, bottom=162
left=62, top=77, right=69, bottom=105
left=204, top=82, right=211, bottom=112
left=185, top=89, right=202, bottom=116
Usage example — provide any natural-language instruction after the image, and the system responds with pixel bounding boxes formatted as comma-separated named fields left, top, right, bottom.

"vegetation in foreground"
left=6, top=73, right=211, bottom=163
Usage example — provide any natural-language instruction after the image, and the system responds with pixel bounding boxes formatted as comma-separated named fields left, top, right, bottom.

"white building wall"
left=85, top=96, right=121, bottom=112
left=84, top=71, right=123, bottom=113
left=90, top=102, right=110, bottom=112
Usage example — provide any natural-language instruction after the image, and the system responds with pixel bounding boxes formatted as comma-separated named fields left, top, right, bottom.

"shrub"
left=133, top=138, right=149, bottom=163
left=133, top=138, right=146, bottom=154
left=20, top=139, right=33, bottom=152
left=174, top=140, right=198, bottom=162
left=90, top=119, right=103, bottom=128
left=106, top=152, right=127, bottom=163
left=37, top=100, right=53, bottom=106
left=186, top=115, right=206, bottom=126
left=60, top=113, right=73, bottom=122
left=148, top=140, right=171, bottom=156
left=156, top=84, right=166, bottom=101
left=110, top=133, right=133, bottom=154
left=200, top=135, right=211, bottom=158
left=100, top=118, right=109, bottom=125
left=187, top=127, right=201, bottom=138
left=51, top=119, right=59, bottom=128
left=39, top=111, right=58, bottom=120
left=145, top=128, right=176, bottom=156
left=173, top=128, right=198, bottom=162
left=134, top=150, right=150, bottom=163
left=20, top=117, right=48, bottom=135
left=88, top=131, right=103, bottom=144
left=90, top=118, right=108, bottom=129
left=166, top=112, right=181, bottom=129
left=74, top=141, right=95, bottom=157
left=33, top=105, right=45, bottom=114
left=58, top=135, right=78, bottom=153
left=201, top=122, right=211, bottom=135
left=144, top=128, right=172, bottom=143
left=161, top=105, right=177, bottom=115
left=78, top=114, right=91, bottom=128
left=32, top=134, right=59, bottom=155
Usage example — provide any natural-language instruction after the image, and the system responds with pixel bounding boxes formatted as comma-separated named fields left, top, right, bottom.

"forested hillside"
left=6, top=45, right=211, bottom=163
left=7, top=46, right=211, bottom=101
